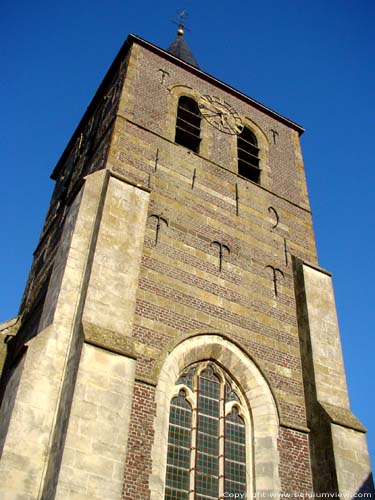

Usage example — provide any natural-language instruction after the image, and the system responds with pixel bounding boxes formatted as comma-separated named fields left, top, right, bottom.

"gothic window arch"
left=175, top=96, right=201, bottom=153
left=237, top=127, right=261, bottom=183
left=165, top=361, right=248, bottom=500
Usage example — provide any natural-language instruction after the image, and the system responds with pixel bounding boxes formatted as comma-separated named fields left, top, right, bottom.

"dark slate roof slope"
left=167, top=33, right=199, bottom=68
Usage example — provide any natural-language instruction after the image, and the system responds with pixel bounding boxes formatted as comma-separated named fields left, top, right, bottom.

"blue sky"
left=1, top=0, right=374, bottom=470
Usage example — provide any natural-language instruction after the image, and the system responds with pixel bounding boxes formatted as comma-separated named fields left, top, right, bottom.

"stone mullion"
left=218, top=381, right=225, bottom=500
left=189, top=378, right=198, bottom=500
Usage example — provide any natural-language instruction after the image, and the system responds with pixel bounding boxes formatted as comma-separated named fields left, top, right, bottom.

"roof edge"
left=129, top=34, right=305, bottom=135
left=51, top=36, right=134, bottom=180
left=51, top=33, right=304, bottom=180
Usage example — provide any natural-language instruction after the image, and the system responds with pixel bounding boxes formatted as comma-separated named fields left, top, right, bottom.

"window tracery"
left=165, top=362, right=247, bottom=500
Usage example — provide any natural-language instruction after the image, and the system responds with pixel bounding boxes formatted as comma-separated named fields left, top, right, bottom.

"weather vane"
left=177, top=9, right=188, bottom=22
left=172, top=9, right=190, bottom=35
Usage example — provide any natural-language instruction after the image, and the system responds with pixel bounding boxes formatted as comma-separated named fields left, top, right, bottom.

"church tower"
left=0, top=27, right=373, bottom=500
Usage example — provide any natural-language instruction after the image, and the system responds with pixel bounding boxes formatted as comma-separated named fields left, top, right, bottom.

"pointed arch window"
left=175, top=96, right=201, bottom=153
left=237, top=127, right=261, bottom=183
left=164, top=362, right=248, bottom=500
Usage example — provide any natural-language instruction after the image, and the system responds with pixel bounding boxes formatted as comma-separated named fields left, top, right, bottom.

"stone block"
left=55, top=344, right=136, bottom=498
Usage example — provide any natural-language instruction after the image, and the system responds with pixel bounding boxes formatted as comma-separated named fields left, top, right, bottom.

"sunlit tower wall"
left=0, top=33, right=373, bottom=500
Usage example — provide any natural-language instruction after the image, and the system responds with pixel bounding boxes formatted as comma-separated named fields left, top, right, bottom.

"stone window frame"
left=167, top=87, right=270, bottom=185
left=232, top=117, right=270, bottom=188
left=149, top=333, right=281, bottom=500
left=164, top=360, right=249, bottom=499
left=237, top=127, right=261, bottom=183
left=167, top=85, right=210, bottom=158
left=174, top=96, right=202, bottom=153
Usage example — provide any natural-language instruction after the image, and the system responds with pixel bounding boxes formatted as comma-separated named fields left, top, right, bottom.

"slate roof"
left=167, top=33, right=199, bottom=68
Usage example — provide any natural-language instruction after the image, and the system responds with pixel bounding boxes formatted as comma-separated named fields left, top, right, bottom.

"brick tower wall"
left=107, top=42, right=316, bottom=495
left=1, top=35, right=372, bottom=500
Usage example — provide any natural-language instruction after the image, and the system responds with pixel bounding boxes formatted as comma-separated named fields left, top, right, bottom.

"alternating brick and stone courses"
left=0, top=32, right=373, bottom=500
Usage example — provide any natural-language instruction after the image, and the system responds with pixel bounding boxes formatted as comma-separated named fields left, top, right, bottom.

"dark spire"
left=167, top=12, right=199, bottom=68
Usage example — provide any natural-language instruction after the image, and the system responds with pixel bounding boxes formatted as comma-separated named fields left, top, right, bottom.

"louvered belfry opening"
left=237, top=127, right=260, bottom=183
left=175, top=96, right=201, bottom=153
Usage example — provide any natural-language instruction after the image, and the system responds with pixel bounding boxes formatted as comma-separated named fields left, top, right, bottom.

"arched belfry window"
left=237, top=127, right=261, bottom=183
left=165, top=362, right=248, bottom=500
left=175, top=96, right=201, bottom=153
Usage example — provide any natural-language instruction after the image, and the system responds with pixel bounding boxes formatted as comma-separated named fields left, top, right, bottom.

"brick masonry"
left=0, top=33, right=373, bottom=500
left=278, top=427, right=313, bottom=495
left=122, top=382, right=156, bottom=500
left=108, top=40, right=317, bottom=494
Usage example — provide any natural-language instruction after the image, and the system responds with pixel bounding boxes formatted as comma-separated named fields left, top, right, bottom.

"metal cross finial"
left=265, top=265, right=284, bottom=297
left=211, top=241, right=230, bottom=272
left=173, top=9, right=190, bottom=35
left=177, top=8, right=188, bottom=20
left=149, top=214, right=169, bottom=246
